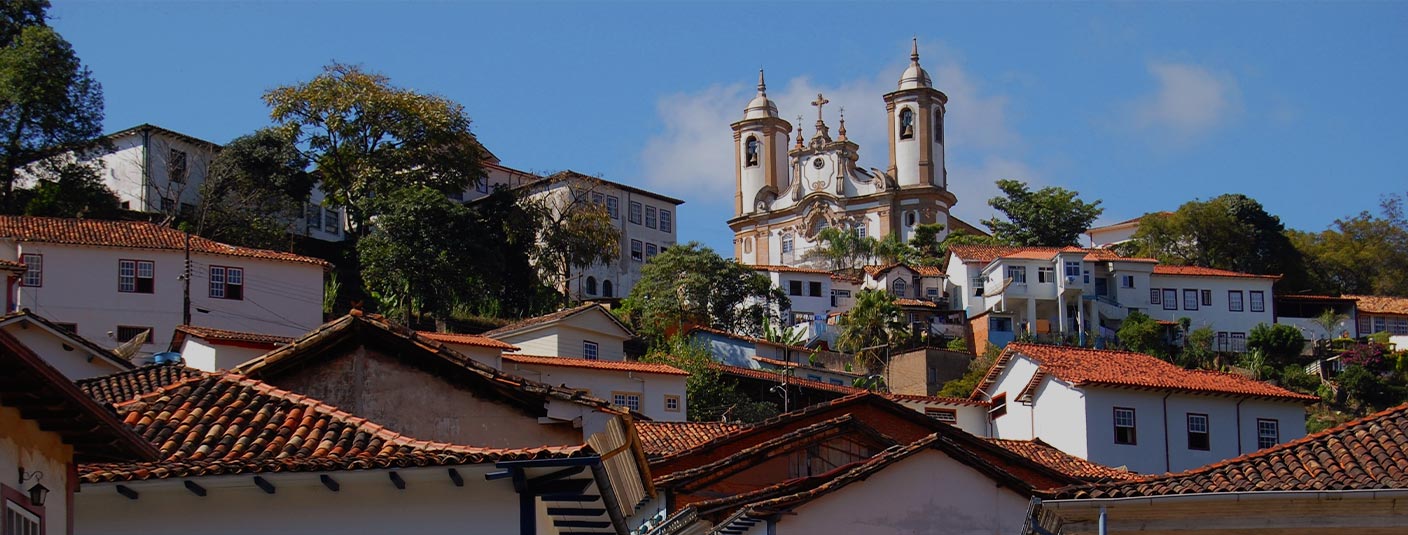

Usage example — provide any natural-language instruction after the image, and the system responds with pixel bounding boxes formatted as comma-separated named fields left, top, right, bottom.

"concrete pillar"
left=1057, top=294, right=1067, bottom=337
left=1026, top=298, right=1038, bottom=335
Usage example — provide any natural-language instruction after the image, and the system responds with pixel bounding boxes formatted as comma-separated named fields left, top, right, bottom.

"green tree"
left=357, top=187, right=478, bottom=323
left=1116, top=311, right=1167, bottom=357
left=909, top=223, right=947, bottom=264
left=264, top=63, right=486, bottom=234
left=0, top=2, right=107, bottom=211
left=464, top=188, right=560, bottom=318
left=1247, top=323, right=1306, bottom=369
left=874, top=233, right=917, bottom=265
left=642, top=336, right=778, bottom=423
left=523, top=173, right=621, bottom=300
left=19, top=159, right=119, bottom=218
left=804, top=226, right=875, bottom=272
left=620, top=242, right=787, bottom=342
left=982, top=179, right=1103, bottom=246
left=195, top=128, right=314, bottom=250
left=937, top=345, right=1001, bottom=398
left=836, top=290, right=910, bottom=373
left=1129, top=194, right=1310, bottom=289
left=1178, top=326, right=1217, bottom=369
left=1312, top=308, right=1350, bottom=341
left=1291, top=192, right=1408, bottom=297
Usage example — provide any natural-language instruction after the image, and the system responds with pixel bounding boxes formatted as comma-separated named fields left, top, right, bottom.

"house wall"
left=986, top=356, right=1041, bottom=440
left=1, top=405, right=73, bottom=535
left=499, top=363, right=686, bottom=422
left=0, top=322, right=126, bottom=380
left=890, top=400, right=987, bottom=435
left=176, top=339, right=269, bottom=372
left=1029, top=379, right=1091, bottom=461
left=1146, top=274, right=1276, bottom=342
left=886, top=348, right=971, bottom=396
left=92, top=132, right=216, bottom=214
left=690, top=331, right=756, bottom=368
left=77, top=466, right=521, bottom=535
left=770, top=271, right=833, bottom=322
left=7, top=242, right=323, bottom=357
left=771, top=449, right=1032, bottom=535
left=263, top=345, right=583, bottom=448
left=423, top=342, right=502, bottom=368
left=496, top=312, right=631, bottom=361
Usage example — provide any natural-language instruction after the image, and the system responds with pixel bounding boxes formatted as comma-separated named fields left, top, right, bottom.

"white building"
left=168, top=325, right=295, bottom=371
left=729, top=41, right=990, bottom=269
left=1146, top=265, right=1280, bottom=352
left=972, top=342, right=1316, bottom=474
left=0, top=310, right=133, bottom=380
left=1084, top=212, right=1170, bottom=248
left=35, top=124, right=222, bottom=217
left=1348, top=294, right=1408, bottom=348
left=482, top=303, right=637, bottom=362
left=0, top=216, right=329, bottom=357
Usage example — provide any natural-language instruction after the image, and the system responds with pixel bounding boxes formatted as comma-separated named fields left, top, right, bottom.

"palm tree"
left=803, top=226, right=877, bottom=271
left=837, top=290, right=910, bottom=377
left=874, top=234, right=918, bottom=265
left=1312, top=308, right=1349, bottom=340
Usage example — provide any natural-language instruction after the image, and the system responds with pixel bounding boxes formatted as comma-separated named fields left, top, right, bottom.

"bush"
left=1247, top=323, right=1306, bottom=368
left=1117, top=311, right=1168, bottom=357
left=1280, top=364, right=1321, bottom=394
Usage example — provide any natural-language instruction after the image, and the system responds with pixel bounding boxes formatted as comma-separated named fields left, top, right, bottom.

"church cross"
left=811, top=93, right=829, bottom=123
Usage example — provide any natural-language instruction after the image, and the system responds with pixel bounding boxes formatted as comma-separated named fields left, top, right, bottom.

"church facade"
left=730, top=41, right=971, bottom=267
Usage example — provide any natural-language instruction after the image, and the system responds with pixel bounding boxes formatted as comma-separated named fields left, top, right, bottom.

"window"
left=1038, top=267, right=1054, bottom=284
left=898, top=108, right=914, bottom=140
left=781, top=234, right=794, bottom=254
left=1187, top=413, right=1210, bottom=451
left=1230, top=332, right=1247, bottom=352
left=645, top=243, right=658, bottom=259
left=118, top=260, right=155, bottom=293
left=612, top=392, right=641, bottom=411
left=853, top=223, right=867, bottom=239
left=160, top=197, right=175, bottom=213
left=1120, top=275, right=1135, bottom=288
left=1217, top=331, right=1229, bottom=351
left=934, top=110, right=944, bottom=144
left=927, top=367, right=937, bottom=383
left=6, top=500, right=42, bottom=535
left=788, top=280, right=803, bottom=296
left=1162, top=289, right=1178, bottom=310
left=602, top=280, right=613, bottom=298
left=116, top=325, right=152, bottom=345
left=1249, top=291, right=1265, bottom=312
left=831, top=289, right=850, bottom=306
left=1391, top=317, right=1408, bottom=336
left=925, top=408, right=958, bottom=423
left=583, top=341, right=599, bottom=361
left=829, top=378, right=844, bottom=386
left=168, top=149, right=187, bottom=183
left=20, top=253, right=41, bottom=287
left=1006, top=266, right=1027, bottom=284
left=1150, top=288, right=1161, bottom=304
left=989, top=393, right=1007, bottom=418
left=1114, top=407, right=1137, bottom=445
left=892, top=278, right=907, bottom=297
left=629, top=201, right=643, bottom=225
left=1201, top=289, right=1213, bottom=307
left=307, top=204, right=322, bottom=230
left=1183, top=289, right=1199, bottom=311
left=664, top=395, right=681, bottom=412
left=630, top=240, right=643, bottom=262
left=208, top=266, right=244, bottom=300
left=585, top=276, right=597, bottom=296
left=476, top=180, right=489, bottom=194
left=660, top=210, right=672, bottom=233
left=744, top=136, right=760, bottom=167
left=972, top=276, right=985, bottom=296
left=926, top=287, right=940, bottom=299
left=606, top=196, right=620, bottom=219
left=324, top=208, right=340, bottom=236
left=1228, top=290, right=1244, bottom=312
left=645, top=206, right=657, bottom=229
left=1257, top=419, right=1279, bottom=449
left=808, top=281, right=822, bottom=297
left=1373, top=316, right=1386, bottom=334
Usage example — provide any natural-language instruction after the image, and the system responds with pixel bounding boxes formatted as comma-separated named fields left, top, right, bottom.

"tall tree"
left=836, top=289, right=910, bottom=374
left=982, top=179, right=1103, bottom=246
left=522, top=173, right=621, bottom=300
left=0, top=1, right=107, bottom=210
left=873, top=233, right=917, bottom=265
left=1128, top=194, right=1310, bottom=289
left=196, top=128, right=314, bottom=250
left=1291, top=192, right=1408, bottom=297
left=463, top=187, right=559, bottom=319
left=357, top=186, right=479, bottom=323
left=620, top=242, right=788, bottom=341
left=804, top=226, right=876, bottom=271
left=19, top=158, right=119, bottom=218
left=264, top=63, right=486, bottom=234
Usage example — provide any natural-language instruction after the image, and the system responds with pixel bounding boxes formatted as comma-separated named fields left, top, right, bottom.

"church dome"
left=897, top=39, right=933, bottom=90
left=743, top=70, right=780, bottom=120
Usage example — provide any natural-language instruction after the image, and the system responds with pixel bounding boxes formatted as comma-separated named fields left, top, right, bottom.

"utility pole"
left=181, top=230, right=191, bottom=326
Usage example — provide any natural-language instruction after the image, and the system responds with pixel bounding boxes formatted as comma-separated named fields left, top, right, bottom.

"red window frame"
left=208, top=266, right=244, bottom=300
left=118, top=259, right=155, bottom=293
left=1114, top=407, right=1137, bottom=445
left=2, top=483, right=46, bottom=535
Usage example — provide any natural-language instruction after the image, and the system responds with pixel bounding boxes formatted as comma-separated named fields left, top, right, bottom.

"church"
left=730, top=40, right=980, bottom=267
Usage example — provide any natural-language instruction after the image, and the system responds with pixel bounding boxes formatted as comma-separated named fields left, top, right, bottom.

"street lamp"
left=19, top=468, right=47, bottom=507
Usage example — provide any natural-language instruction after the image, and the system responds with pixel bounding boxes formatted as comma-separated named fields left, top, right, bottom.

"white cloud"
left=638, top=45, right=1034, bottom=221
left=948, top=156, right=1042, bottom=226
left=1124, top=61, right=1241, bottom=142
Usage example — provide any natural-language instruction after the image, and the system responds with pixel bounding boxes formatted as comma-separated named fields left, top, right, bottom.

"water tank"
left=152, top=352, right=182, bottom=365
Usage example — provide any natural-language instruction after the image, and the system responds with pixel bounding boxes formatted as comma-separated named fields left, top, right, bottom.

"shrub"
left=1247, top=323, right=1306, bottom=368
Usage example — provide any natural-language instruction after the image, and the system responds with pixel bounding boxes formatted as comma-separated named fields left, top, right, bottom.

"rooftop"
left=77, top=363, right=205, bottom=405
left=503, top=353, right=687, bottom=376
left=1346, top=294, right=1408, bottom=316
left=414, top=330, right=519, bottom=350
left=948, top=244, right=1157, bottom=265
left=481, top=302, right=634, bottom=338
left=635, top=421, right=743, bottom=458
left=171, top=324, right=296, bottom=350
left=0, top=216, right=332, bottom=268
left=1152, top=264, right=1282, bottom=280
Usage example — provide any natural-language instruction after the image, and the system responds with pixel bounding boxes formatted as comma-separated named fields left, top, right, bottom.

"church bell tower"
left=732, top=70, right=792, bottom=217
left=884, top=39, right=948, bottom=189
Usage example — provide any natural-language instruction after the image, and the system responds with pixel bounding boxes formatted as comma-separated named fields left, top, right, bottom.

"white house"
left=0, top=309, right=133, bottom=380
left=1084, top=212, right=1170, bottom=248
left=1146, top=265, right=1280, bottom=352
left=482, top=303, right=637, bottom=362
left=1348, top=294, right=1408, bottom=348
left=497, top=354, right=687, bottom=422
left=972, top=342, right=1317, bottom=474
left=0, top=331, right=156, bottom=535
left=167, top=325, right=295, bottom=371
left=0, top=216, right=330, bottom=358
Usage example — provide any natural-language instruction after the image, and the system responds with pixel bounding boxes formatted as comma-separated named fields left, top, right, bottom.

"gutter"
left=1041, top=488, right=1408, bottom=509
left=1161, top=392, right=1171, bottom=473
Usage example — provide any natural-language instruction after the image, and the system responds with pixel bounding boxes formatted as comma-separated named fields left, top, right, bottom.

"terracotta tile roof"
left=0, top=330, right=159, bottom=463
left=895, top=298, right=939, bottom=308
left=655, top=415, right=892, bottom=489
left=714, top=363, right=864, bottom=395
left=751, top=356, right=860, bottom=378
left=986, top=438, right=1140, bottom=482
left=1152, top=264, right=1282, bottom=280
left=80, top=373, right=589, bottom=483
left=0, top=216, right=332, bottom=268
left=913, top=265, right=944, bottom=277
left=415, top=331, right=519, bottom=350
left=1346, top=294, right=1408, bottom=316
left=237, top=312, right=636, bottom=418
left=862, top=263, right=944, bottom=278
left=882, top=392, right=990, bottom=407
left=948, top=244, right=1157, bottom=265
left=171, top=324, right=295, bottom=349
left=1087, top=212, right=1171, bottom=232
left=687, top=325, right=818, bottom=354
left=77, top=363, right=205, bottom=405
left=481, top=303, right=634, bottom=338
left=976, top=343, right=1319, bottom=402
left=503, top=354, right=686, bottom=376
left=750, top=264, right=833, bottom=275
left=636, top=421, right=743, bottom=458
left=0, top=258, right=25, bottom=273
left=1051, top=402, right=1408, bottom=499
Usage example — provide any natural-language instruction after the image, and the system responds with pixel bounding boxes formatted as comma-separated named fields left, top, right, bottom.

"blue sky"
left=52, top=2, right=1408, bottom=254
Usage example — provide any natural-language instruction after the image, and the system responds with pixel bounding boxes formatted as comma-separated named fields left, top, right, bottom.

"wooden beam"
left=183, top=480, right=206, bottom=497
left=253, top=476, right=275, bottom=494
left=554, top=520, right=612, bottom=529
left=528, top=466, right=586, bottom=486
left=389, top=471, right=406, bottom=490
left=447, top=468, right=464, bottom=487
left=526, top=478, right=592, bottom=495
left=541, top=493, right=600, bottom=502
left=115, top=485, right=139, bottom=500
left=547, top=507, right=606, bottom=516
left=320, top=474, right=339, bottom=492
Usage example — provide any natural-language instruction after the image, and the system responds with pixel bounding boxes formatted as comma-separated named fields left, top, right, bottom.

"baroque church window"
left=781, top=234, right=794, bottom=254
left=745, top=136, right=760, bottom=167
left=935, top=110, right=944, bottom=144
left=905, top=211, right=917, bottom=226
left=899, top=108, right=914, bottom=140
left=893, top=278, right=907, bottom=297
